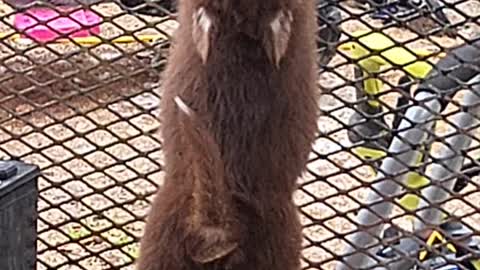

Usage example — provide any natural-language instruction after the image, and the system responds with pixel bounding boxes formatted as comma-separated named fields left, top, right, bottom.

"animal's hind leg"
left=135, top=194, right=193, bottom=270
left=136, top=227, right=191, bottom=270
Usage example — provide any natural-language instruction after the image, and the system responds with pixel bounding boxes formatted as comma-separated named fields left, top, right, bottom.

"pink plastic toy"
left=13, top=7, right=102, bottom=43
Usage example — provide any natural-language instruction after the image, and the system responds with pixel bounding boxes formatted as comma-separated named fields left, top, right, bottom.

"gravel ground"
left=0, top=0, right=480, bottom=269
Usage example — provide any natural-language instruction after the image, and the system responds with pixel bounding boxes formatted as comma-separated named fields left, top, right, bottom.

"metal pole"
left=414, top=77, right=480, bottom=225
left=339, top=76, right=480, bottom=270
left=337, top=91, right=442, bottom=270
left=373, top=75, right=480, bottom=270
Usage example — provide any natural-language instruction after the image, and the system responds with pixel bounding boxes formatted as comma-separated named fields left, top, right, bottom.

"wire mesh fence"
left=0, top=0, right=480, bottom=269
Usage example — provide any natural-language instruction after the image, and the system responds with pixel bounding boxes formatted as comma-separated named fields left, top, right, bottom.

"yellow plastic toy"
left=339, top=30, right=445, bottom=107
left=0, top=31, right=167, bottom=45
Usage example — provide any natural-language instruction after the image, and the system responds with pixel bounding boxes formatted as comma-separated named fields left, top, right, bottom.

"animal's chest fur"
left=162, top=22, right=311, bottom=185
left=205, top=72, right=286, bottom=171
left=185, top=35, right=289, bottom=153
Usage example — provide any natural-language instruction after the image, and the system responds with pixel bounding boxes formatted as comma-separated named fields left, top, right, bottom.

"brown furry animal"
left=136, top=0, right=319, bottom=269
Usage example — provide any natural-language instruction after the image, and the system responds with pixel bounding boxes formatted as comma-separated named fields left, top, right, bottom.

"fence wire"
left=0, top=0, right=479, bottom=269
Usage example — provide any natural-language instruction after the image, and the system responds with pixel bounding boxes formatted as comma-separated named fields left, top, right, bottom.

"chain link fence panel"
left=0, top=0, right=479, bottom=269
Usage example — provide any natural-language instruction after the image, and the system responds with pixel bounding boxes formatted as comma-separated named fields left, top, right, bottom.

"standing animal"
left=136, top=0, right=320, bottom=270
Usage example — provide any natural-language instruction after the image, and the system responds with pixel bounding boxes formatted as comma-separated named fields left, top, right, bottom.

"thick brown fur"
left=136, top=0, right=319, bottom=270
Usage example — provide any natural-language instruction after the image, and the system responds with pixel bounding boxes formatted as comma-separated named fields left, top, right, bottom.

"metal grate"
left=0, top=0, right=479, bottom=269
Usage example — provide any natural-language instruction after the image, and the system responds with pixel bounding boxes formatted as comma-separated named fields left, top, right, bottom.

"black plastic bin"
left=0, top=160, right=40, bottom=270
